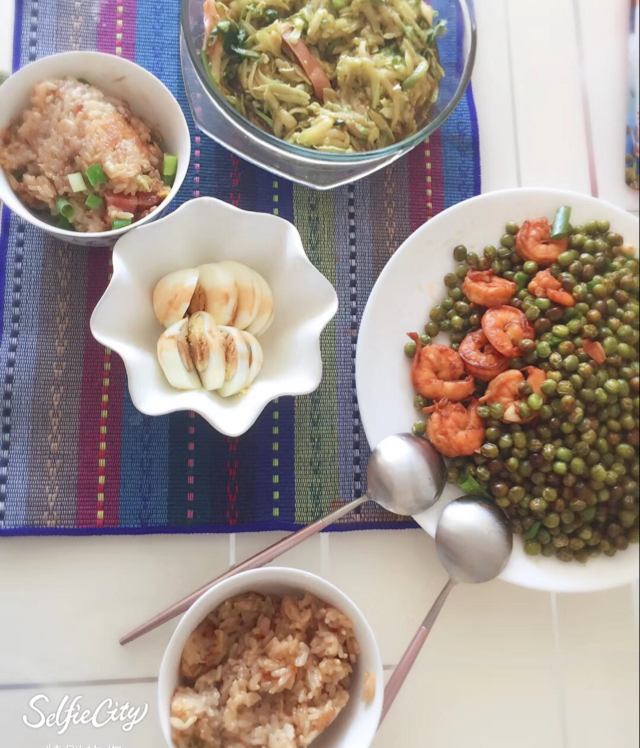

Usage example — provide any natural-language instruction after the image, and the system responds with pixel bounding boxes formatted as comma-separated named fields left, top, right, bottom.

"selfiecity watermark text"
left=23, top=695, right=148, bottom=736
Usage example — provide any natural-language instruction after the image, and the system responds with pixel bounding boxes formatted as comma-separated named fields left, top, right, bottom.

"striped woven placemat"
left=0, top=0, right=480, bottom=535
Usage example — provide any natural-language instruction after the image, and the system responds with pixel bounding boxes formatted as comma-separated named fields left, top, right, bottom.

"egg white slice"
left=188, top=311, right=226, bottom=391
left=219, top=261, right=261, bottom=330
left=157, top=319, right=201, bottom=390
left=189, top=263, right=238, bottom=325
left=246, top=271, right=274, bottom=337
left=153, top=268, right=199, bottom=328
left=243, top=331, right=264, bottom=387
left=217, top=325, right=251, bottom=397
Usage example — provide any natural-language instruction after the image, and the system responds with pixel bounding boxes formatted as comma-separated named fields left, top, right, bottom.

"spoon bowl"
left=367, top=433, right=447, bottom=516
left=436, top=496, right=514, bottom=584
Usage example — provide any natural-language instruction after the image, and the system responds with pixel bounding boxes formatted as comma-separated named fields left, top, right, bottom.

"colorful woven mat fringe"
left=0, top=0, right=480, bottom=535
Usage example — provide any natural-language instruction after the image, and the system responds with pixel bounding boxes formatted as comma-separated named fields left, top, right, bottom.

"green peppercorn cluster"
left=405, top=218, right=640, bottom=563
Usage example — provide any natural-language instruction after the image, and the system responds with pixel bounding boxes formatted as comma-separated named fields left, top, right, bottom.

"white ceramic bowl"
left=90, top=196, right=338, bottom=435
left=158, top=568, right=383, bottom=748
left=0, top=51, right=190, bottom=247
left=357, top=187, right=640, bottom=594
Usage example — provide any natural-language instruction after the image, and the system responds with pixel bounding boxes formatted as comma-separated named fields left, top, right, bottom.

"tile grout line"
left=503, top=0, right=522, bottom=189
left=550, top=593, right=570, bottom=748
left=0, top=677, right=159, bottom=692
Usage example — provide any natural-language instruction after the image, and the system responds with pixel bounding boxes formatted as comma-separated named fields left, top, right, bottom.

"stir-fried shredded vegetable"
left=202, top=0, right=446, bottom=151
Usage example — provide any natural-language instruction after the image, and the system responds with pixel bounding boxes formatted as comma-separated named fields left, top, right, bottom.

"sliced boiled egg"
left=243, top=330, right=264, bottom=387
left=217, top=325, right=251, bottom=397
left=157, top=318, right=201, bottom=390
left=188, top=263, right=238, bottom=325
left=187, top=311, right=226, bottom=391
left=218, top=261, right=261, bottom=331
left=153, top=268, right=200, bottom=328
left=246, top=271, right=274, bottom=337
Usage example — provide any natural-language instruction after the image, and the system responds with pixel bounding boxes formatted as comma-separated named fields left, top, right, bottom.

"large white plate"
left=357, top=188, right=639, bottom=593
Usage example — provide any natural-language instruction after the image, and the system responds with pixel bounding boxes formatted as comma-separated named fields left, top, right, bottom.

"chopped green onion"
left=253, top=108, right=274, bottom=127
left=457, top=471, right=491, bottom=500
left=526, top=521, right=542, bottom=540
left=215, top=19, right=232, bottom=34
left=56, top=215, right=74, bottom=230
left=55, top=198, right=75, bottom=219
left=551, top=206, right=572, bottom=239
left=332, top=0, right=348, bottom=9
left=112, top=218, right=132, bottom=230
left=201, top=50, right=219, bottom=88
left=402, top=60, right=428, bottom=90
left=67, top=172, right=87, bottom=192
left=85, top=164, right=107, bottom=186
left=265, top=8, right=279, bottom=21
left=425, top=18, right=448, bottom=45
left=227, top=94, right=242, bottom=112
left=84, top=193, right=103, bottom=210
left=163, top=154, right=178, bottom=177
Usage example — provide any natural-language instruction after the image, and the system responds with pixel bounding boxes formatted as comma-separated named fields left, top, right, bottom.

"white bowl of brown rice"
left=158, top=567, right=383, bottom=748
left=0, top=51, right=190, bottom=246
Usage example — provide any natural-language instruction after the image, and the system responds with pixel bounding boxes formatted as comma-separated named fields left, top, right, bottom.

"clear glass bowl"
left=181, top=0, right=477, bottom=188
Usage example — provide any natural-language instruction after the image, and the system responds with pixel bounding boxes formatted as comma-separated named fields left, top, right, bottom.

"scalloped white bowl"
left=90, top=197, right=338, bottom=436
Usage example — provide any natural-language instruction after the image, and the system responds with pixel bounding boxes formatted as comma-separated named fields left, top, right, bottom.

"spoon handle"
left=381, top=578, right=456, bottom=723
left=119, top=494, right=369, bottom=646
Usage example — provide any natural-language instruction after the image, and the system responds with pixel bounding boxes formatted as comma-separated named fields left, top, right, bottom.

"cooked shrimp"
left=481, top=306, right=535, bottom=358
left=459, top=329, right=510, bottom=382
left=515, top=218, right=568, bottom=265
left=462, top=270, right=517, bottom=307
left=582, top=339, right=607, bottom=364
left=407, top=334, right=475, bottom=401
left=479, top=367, right=546, bottom=423
left=424, top=399, right=485, bottom=457
left=528, top=269, right=575, bottom=307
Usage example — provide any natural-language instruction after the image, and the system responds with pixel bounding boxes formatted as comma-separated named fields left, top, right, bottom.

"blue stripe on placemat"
left=0, top=209, right=10, bottom=340
left=12, top=0, right=24, bottom=72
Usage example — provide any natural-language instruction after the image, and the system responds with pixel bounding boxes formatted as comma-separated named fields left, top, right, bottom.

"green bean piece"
left=551, top=207, right=572, bottom=239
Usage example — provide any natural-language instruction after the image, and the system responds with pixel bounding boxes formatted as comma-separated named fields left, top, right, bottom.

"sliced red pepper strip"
left=282, top=29, right=332, bottom=102
left=582, top=339, right=607, bottom=364
left=104, top=191, right=162, bottom=213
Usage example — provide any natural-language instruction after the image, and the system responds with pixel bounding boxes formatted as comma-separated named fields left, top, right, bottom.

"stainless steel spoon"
left=120, top=433, right=446, bottom=645
left=382, top=496, right=513, bottom=722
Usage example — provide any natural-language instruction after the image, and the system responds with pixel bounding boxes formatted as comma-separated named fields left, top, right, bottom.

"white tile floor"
left=0, top=1, right=638, bottom=747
